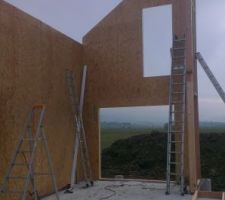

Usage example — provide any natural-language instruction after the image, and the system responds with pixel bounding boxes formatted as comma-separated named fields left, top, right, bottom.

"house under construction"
left=0, top=0, right=224, bottom=200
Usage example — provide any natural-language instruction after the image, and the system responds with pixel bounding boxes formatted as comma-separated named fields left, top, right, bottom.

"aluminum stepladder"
left=196, top=52, right=225, bottom=104
left=65, top=65, right=93, bottom=193
left=0, top=104, right=60, bottom=200
left=166, top=36, right=187, bottom=196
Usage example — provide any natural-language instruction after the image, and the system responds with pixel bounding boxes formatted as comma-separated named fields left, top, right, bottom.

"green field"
left=101, top=127, right=164, bottom=150
left=200, top=127, right=225, bottom=134
left=100, top=127, right=225, bottom=150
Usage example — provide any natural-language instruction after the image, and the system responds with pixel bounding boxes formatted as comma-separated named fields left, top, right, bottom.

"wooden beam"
left=186, top=81, right=198, bottom=192
left=198, top=191, right=223, bottom=199
left=185, top=0, right=199, bottom=192
left=222, top=192, right=225, bottom=200
left=192, top=190, right=198, bottom=200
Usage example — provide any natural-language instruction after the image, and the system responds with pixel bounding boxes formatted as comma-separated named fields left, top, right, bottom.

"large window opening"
left=142, top=5, right=172, bottom=77
left=99, top=106, right=169, bottom=180
left=197, top=0, right=225, bottom=191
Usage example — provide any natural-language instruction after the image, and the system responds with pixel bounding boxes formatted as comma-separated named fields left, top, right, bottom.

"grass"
left=101, top=127, right=225, bottom=150
left=101, top=127, right=164, bottom=150
left=200, top=127, right=225, bottom=134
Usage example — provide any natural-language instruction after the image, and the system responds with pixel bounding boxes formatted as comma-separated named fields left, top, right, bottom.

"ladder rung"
left=172, top=83, right=185, bottom=85
left=22, top=138, right=35, bottom=141
left=174, top=39, right=186, bottom=42
left=173, top=47, right=185, bottom=50
left=172, top=66, right=185, bottom=69
left=170, top=130, right=183, bottom=133
left=172, top=70, right=185, bottom=73
left=13, top=163, right=28, bottom=166
left=23, top=137, right=42, bottom=141
left=67, top=75, right=74, bottom=80
left=172, top=73, right=185, bottom=76
left=170, top=172, right=181, bottom=176
left=172, top=92, right=184, bottom=95
left=170, top=141, right=182, bottom=143
left=170, top=162, right=180, bottom=165
left=172, top=101, right=184, bottom=104
left=173, top=56, right=185, bottom=59
left=18, top=150, right=31, bottom=153
left=7, top=190, right=24, bottom=194
left=170, top=151, right=182, bottom=154
left=172, top=121, right=184, bottom=124
left=172, top=68, right=185, bottom=72
left=171, top=111, right=184, bottom=114
left=35, top=172, right=52, bottom=176
left=8, top=176, right=27, bottom=179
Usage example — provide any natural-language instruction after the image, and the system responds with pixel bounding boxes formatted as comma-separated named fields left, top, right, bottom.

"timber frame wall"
left=0, top=0, right=200, bottom=197
left=0, top=1, right=84, bottom=198
left=83, top=0, right=200, bottom=192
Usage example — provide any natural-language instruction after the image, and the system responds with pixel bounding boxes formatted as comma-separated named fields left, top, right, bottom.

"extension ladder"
left=166, top=36, right=186, bottom=195
left=0, top=104, right=59, bottom=200
left=196, top=52, right=225, bottom=104
left=65, top=66, right=93, bottom=192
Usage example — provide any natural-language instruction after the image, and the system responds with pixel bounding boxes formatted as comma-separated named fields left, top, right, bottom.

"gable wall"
left=83, top=0, right=200, bottom=192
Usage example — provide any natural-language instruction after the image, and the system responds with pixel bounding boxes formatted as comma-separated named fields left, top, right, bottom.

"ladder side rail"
left=179, top=44, right=187, bottom=195
left=174, top=42, right=186, bottom=196
left=66, top=70, right=79, bottom=115
left=70, top=115, right=81, bottom=189
left=75, top=66, right=89, bottom=184
left=0, top=111, right=34, bottom=193
left=166, top=48, right=174, bottom=195
left=196, top=52, right=225, bottom=103
left=22, top=109, right=46, bottom=200
left=78, top=128, right=89, bottom=186
left=27, top=119, right=38, bottom=200
left=180, top=63, right=186, bottom=195
left=77, top=117, right=90, bottom=185
left=66, top=66, right=93, bottom=190
left=0, top=140, right=23, bottom=193
left=79, top=65, right=87, bottom=116
left=31, top=107, right=59, bottom=200
left=71, top=71, right=80, bottom=113
left=66, top=69, right=79, bottom=188
left=66, top=69, right=83, bottom=189
left=80, top=119, right=93, bottom=182
left=41, top=127, right=60, bottom=200
left=166, top=37, right=186, bottom=195
left=79, top=66, right=93, bottom=184
left=22, top=175, right=31, bottom=200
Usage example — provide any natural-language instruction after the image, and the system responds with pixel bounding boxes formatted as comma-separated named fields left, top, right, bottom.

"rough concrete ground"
left=44, top=181, right=193, bottom=200
left=199, top=199, right=220, bottom=200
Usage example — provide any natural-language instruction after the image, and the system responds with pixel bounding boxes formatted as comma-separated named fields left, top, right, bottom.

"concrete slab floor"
left=44, top=181, right=192, bottom=200
left=199, top=199, right=221, bottom=200
left=198, top=199, right=221, bottom=200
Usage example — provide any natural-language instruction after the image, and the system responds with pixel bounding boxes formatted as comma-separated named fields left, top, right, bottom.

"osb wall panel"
left=0, top=1, right=83, bottom=198
left=83, top=0, right=200, bottom=191
left=83, top=0, right=172, bottom=180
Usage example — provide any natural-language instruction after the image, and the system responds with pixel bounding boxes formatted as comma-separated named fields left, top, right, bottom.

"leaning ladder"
left=0, top=104, right=60, bottom=200
left=196, top=52, right=225, bottom=104
left=166, top=36, right=187, bottom=195
left=65, top=66, right=93, bottom=192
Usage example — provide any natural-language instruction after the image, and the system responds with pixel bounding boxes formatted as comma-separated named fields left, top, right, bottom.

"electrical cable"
left=98, top=184, right=123, bottom=200
left=98, top=182, right=166, bottom=200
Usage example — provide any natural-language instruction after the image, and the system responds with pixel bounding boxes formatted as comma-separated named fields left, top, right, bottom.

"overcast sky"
left=4, top=0, right=225, bottom=123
